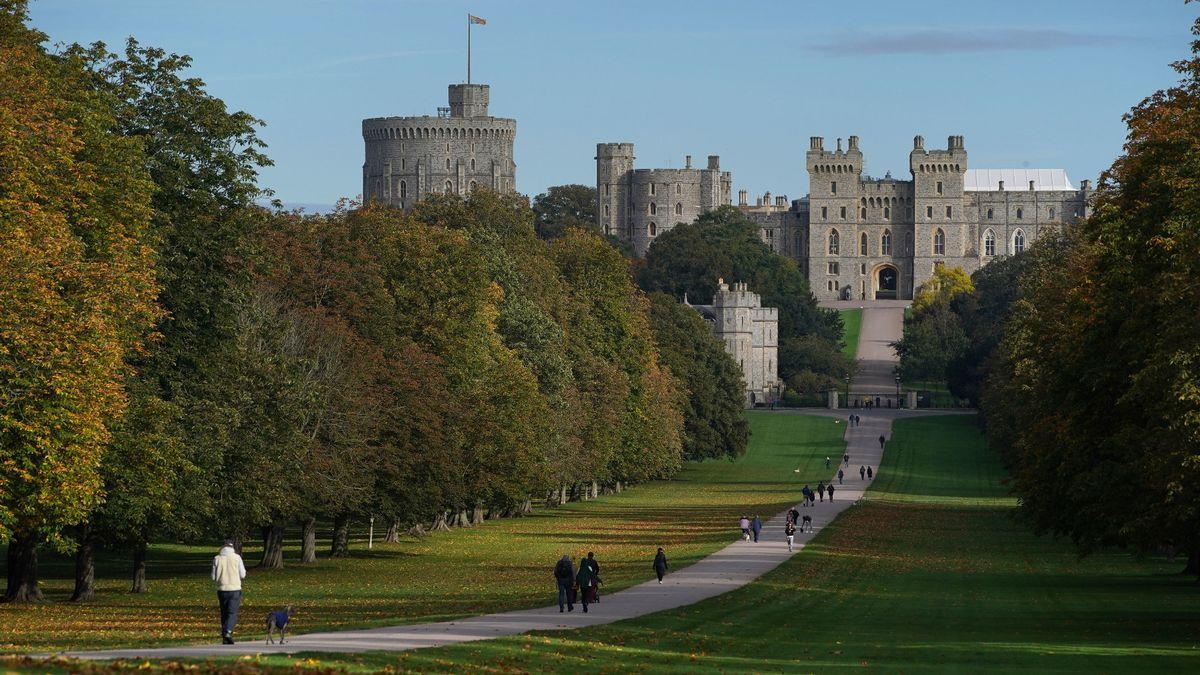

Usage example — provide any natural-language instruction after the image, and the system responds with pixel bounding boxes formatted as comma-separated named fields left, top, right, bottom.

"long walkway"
left=66, top=303, right=917, bottom=661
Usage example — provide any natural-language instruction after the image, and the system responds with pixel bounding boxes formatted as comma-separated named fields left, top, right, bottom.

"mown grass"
left=838, top=308, right=862, bottom=361
left=241, top=414, right=1200, bottom=673
left=0, top=411, right=843, bottom=654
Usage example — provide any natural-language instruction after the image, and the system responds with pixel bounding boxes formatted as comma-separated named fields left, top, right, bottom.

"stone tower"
left=362, top=83, right=516, bottom=209
left=805, top=136, right=864, bottom=299
left=596, top=143, right=635, bottom=238
left=910, top=135, right=968, bottom=292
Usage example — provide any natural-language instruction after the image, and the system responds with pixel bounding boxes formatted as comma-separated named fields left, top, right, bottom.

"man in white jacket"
left=212, top=539, right=247, bottom=644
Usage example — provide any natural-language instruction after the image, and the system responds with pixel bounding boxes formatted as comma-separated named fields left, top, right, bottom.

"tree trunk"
left=520, top=499, right=533, bottom=516
left=615, top=480, right=623, bottom=493
left=471, top=503, right=485, bottom=525
left=559, top=484, right=568, bottom=506
left=590, top=481, right=599, bottom=499
left=70, top=532, right=96, bottom=602
left=259, top=522, right=285, bottom=569
left=406, top=523, right=427, bottom=537
left=384, top=520, right=399, bottom=543
left=4, top=536, right=42, bottom=602
left=330, top=515, right=350, bottom=557
left=300, top=518, right=317, bottom=564
left=454, top=510, right=470, bottom=527
left=431, top=511, right=450, bottom=531
left=131, top=541, right=147, bottom=593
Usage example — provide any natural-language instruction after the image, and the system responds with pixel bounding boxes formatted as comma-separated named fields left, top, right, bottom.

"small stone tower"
left=596, top=142, right=635, bottom=238
left=910, top=135, right=968, bottom=291
left=362, top=83, right=517, bottom=209
left=805, top=136, right=864, bottom=299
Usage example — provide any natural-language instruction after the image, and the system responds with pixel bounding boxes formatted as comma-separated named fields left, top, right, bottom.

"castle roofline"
left=964, top=168, right=1076, bottom=191
left=362, top=115, right=516, bottom=125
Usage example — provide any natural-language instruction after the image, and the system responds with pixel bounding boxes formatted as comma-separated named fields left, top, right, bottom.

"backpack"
left=554, top=559, right=571, bottom=580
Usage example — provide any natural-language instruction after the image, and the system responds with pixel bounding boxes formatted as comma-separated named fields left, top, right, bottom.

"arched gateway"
left=874, top=265, right=898, bottom=300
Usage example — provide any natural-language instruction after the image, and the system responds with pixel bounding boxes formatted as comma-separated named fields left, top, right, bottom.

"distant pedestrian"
left=751, top=515, right=763, bottom=542
left=212, top=539, right=246, bottom=644
left=740, top=516, right=751, bottom=541
left=878, top=434, right=886, bottom=450
left=554, top=554, right=575, bottom=612
left=837, top=469, right=844, bottom=484
left=575, top=556, right=596, bottom=612
left=653, top=548, right=669, bottom=583
left=867, top=466, right=874, bottom=479
left=788, top=506, right=800, bottom=525
left=827, top=484, right=835, bottom=501
left=825, top=456, right=831, bottom=469
left=785, top=521, right=796, bottom=552
left=801, top=485, right=812, bottom=507
left=855, top=414, right=860, bottom=426
left=860, top=465, right=866, bottom=480
left=586, top=552, right=602, bottom=603
left=817, top=482, right=826, bottom=502
left=847, top=414, right=853, bottom=427
left=843, top=453, right=850, bottom=466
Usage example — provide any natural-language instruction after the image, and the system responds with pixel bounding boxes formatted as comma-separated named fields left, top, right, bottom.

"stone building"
left=596, top=143, right=732, bottom=256
left=362, top=83, right=516, bottom=208
left=598, top=135, right=1092, bottom=300
left=687, top=280, right=783, bottom=407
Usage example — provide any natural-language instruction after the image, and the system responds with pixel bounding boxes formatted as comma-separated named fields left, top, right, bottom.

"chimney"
left=685, top=155, right=692, bottom=169
left=848, top=135, right=859, bottom=150
left=707, top=155, right=720, bottom=170
left=998, top=180, right=1005, bottom=191
left=837, top=138, right=843, bottom=152
left=810, top=136, right=824, bottom=151
left=1081, top=179, right=1092, bottom=190
left=738, top=189, right=748, bottom=207
left=1029, top=180, right=1036, bottom=191
left=914, top=135, right=924, bottom=150
left=775, top=196, right=787, bottom=208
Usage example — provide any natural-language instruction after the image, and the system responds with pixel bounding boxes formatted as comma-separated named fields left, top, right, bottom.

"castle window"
left=649, top=222, right=658, bottom=237
left=934, top=228, right=945, bottom=255
left=604, top=204, right=610, bottom=218
left=926, top=206, right=933, bottom=219
left=821, top=206, right=828, bottom=220
left=860, top=232, right=868, bottom=256
left=401, top=158, right=406, bottom=170
left=861, top=197, right=866, bottom=206
left=987, top=208, right=993, bottom=219
left=445, top=180, right=454, bottom=194
left=937, top=181, right=943, bottom=195
left=828, top=229, right=840, bottom=255
left=1049, top=207, right=1055, bottom=220
left=471, top=158, right=476, bottom=171
left=1013, top=229, right=1026, bottom=254
left=861, top=263, right=866, bottom=275
left=946, top=205, right=952, bottom=218
left=676, top=184, right=681, bottom=195
left=399, top=180, right=407, bottom=200
left=649, top=203, right=657, bottom=215
left=650, top=184, right=656, bottom=196
left=832, top=181, right=838, bottom=194
left=861, top=208, right=867, bottom=219
left=984, top=229, right=996, bottom=256
left=882, top=229, right=892, bottom=255
left=828, top=262, right=839, bottom=275
left=1016, top=207, right=1023, bottom=219
left=884, top=206, right=890, bottom=219
left=675, top=202, right=683, bottom=216
left=840, top=206, right=847, bottom=219
left=446, top=158, right=451, bottom=170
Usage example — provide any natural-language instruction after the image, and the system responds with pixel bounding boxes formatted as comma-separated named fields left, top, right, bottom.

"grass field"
left=0, top=411, right=844, bottom=654
left=241, top=414, right=1200, bottom=673
left=838, top=308, right=862, bottom=361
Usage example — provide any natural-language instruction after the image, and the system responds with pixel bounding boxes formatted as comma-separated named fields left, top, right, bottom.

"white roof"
left=963, top=168, right=1075, bottom=192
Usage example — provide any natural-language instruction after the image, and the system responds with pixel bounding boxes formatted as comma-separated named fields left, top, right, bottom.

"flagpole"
left=467, top=13, right=471, bottom=84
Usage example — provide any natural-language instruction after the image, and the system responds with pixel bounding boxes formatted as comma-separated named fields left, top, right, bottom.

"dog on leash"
left=801, top=515, right=813, bottom=533
left=265, top=605, right=293, bottom=644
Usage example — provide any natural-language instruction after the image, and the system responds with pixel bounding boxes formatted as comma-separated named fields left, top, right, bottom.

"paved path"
left=63, top=409, right=941, bottom=661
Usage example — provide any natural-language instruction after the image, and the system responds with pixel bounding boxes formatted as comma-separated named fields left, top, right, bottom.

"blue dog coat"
left=269, top=610, right=289, bottom=628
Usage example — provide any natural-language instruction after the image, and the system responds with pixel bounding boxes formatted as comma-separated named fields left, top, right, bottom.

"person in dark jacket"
left=837, top=468, right=844, bottom=484
left=575, top=557, right=595, bottom=612
left=860, top=465, right=866, bottom=480
left=827, top=483, right=836, bottom=501
left=586, top=552, right=601, bottom=602
left=554, top=555, right=575, bottom=612
left=750, top=515, right=763, bottom=542
left=787, top=506, right=800, bottom=525
left=879, top=434, right=886, bottom=449
left=817, top=481, right=826, bottom=502
left=653, top=548, right=668, bottom=583
left=867, top=466, right=874, bottom=479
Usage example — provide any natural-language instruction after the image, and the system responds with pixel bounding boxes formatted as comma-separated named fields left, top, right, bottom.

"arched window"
left=987, top=208, right=994, bottom=219
left=675, top=203, right=683, bottom=216
left=675, top=183, right=681, bottom=195
left=860, top=232, right=868, bottom=256
left=471, top=158, right=476, bottom=171
left=399, top=180, right=407, bottom=200
left=1016, top=207, right=1024, bottom=219
left=861, top=208, right=867, bottom=219
left=934, top=228, right=945, bottom=255
left=1049, top=207, right=1055, bottom=220
left=603, top=204, right=610, bottom=218
left=884, top=206, right=890, bottom=219
left=445, top=180, right=453, bottom=194
left=446, top=158, right=451, bottom=170
left=828, top=229, right=840, bottom=255
left=882, top=229, right=892, bottom=255
left=649, top=203, right=658, bottom=215
left=1013, top=229, right=1026, bottom=254
left=984, top=229, right=995, bottom=256
left=649, top=222, right=658, bottom=237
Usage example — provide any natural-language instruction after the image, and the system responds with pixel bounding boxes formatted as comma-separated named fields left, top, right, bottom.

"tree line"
left=0, top=2, right=762, bottom=602
left=894, top=15, right=1200, bottom=576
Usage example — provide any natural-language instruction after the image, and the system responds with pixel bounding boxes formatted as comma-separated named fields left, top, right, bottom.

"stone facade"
left=362, top=83, right=516, bottom=208
left=598, top=135, right=1092, bottom=301
left=596, top=144, right=732, bottom=256
left=687, top=280, right=783, bottom=407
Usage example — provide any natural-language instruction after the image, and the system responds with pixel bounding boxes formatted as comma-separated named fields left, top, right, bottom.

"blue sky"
left=29, top=0, right=1197, bottom=205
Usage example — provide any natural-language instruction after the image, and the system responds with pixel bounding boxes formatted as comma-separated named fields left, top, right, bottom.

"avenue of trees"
left=0, top=2, right=750, bottom=602
left=895, top=17, right=1200, bottom=574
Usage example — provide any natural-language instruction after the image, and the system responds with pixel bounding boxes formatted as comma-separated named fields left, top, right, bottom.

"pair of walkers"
left=859, top=465, right=874, bottom=480
left=554, top=552, right=603, bottom=613
left=847, top=414, right=861, bottom=427
left=739, top=515, right=763, bottom=542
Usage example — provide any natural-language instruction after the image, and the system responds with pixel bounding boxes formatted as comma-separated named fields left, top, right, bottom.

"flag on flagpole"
left=469, top=14, right=486, bottom=25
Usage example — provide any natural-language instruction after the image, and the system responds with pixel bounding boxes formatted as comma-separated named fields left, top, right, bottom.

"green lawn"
left=838, top=308, right=862, bottom=361
left=246, top=414, right=1200, bottom=673
left=0, top=411, right=844, bottom=654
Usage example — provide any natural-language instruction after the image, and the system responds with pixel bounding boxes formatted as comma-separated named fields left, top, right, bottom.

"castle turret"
left=596, top=143, right=634, bottom=238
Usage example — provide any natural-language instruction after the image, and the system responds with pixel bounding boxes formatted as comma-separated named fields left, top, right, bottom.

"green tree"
left=912, top=265, right=974, bottom=314
left=532, top=184, right=597, bottom=239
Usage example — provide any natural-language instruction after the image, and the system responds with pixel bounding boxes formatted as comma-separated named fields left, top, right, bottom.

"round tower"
left=596, top=143, right=634, bottom=237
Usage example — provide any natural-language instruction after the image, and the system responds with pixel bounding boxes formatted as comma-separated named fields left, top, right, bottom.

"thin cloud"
left=813, top=28, right=1134, bottom=56
left=210, top=49, right=453, bottom=82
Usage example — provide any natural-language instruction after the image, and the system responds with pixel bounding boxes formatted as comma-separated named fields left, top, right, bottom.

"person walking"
left=788, top=506, right=800, bottom=524
left=847, top=414, right=853, bottom=427
left=586, top=552, right=602, bottom=603
left=860, top=465, right=866, bottom=480
left=575, top=556, right=596, bottom=612
left=212, top=539, right=246, bottom=645
left=837, top=468, right=844, bottom=484
left=653, top=548, right=669, bottom=583
left=751, top=515, right=763, bottom=543
left=739, top=515, right=751, bottom=541
left=879, top=434, right=886, bottom=450
left=817, top=481, right=826, bottom=502
left=554, top=554, right=575, bottom=612
left=827, top=484, right=835, bottom=501
left=855, top=414, right=861, bottom=427
left=843, top=453, right=850, bottom=466
left=867, top=466, right=874, bottom=479
left=825, top=456, right=831, bottom=469
left=784, top=520, right=797, bottom=552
